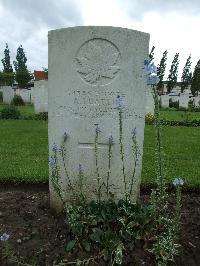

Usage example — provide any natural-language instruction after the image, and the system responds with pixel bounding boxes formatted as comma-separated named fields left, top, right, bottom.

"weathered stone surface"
left=48, top=26, right=149, bottom=210
left=194, top=96, right=200, bottom=107
left=16, top=88, right=32, bottom=103
left=160, top=95, right=169, bottom=108
left=1, top=86, right=13, bottom=104
left=33, top=80, right=48, bottom=113
left=145, top=88, right=154, bottom=114
left=179, top=93, right=189, bottom=108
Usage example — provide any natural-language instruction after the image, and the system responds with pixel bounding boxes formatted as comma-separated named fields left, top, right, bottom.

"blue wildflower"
left=52, top=143, right=60, bottom=152
left=116, top=95, right=124, bottom=110
left=0, top=233, right=10, bottom=241
left=108, top=135, right=114, bottom=145
left=144, top=60, right=157, bottom=75
left=146, top=73, right=160, bottom=85
left=144, top=60, right=160, bottom=85
left=48, top=157, right=56, bottom=167
left=173, top=178, right=184, bottom=187
left=63, top=131, right=69, bottom=142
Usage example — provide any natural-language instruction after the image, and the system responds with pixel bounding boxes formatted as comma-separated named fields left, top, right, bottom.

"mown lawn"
left=0, top=119, right=199, bottom=188
left=0, top=120, right=48, bottom=182
left=0, top=104, right=34, bottom=115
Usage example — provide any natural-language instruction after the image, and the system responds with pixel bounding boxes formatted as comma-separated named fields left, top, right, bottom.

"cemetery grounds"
left=0, top=105, right=200, bottom=265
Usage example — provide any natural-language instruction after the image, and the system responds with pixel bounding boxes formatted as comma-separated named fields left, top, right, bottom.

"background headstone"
left=179, top=93, right=189, bottom=108
left=145, top=88, right=154, bottom=114
left=33, top=80, right=48, bottom=113
left=160, top=95, right=169, bottom=108
left=18, top=89, right=32, bottom=103
left=194, top=96, right=200, bottom=107
left=48, top=26, right=149, bottom=210
left=1, top=86, right=13, bottom=104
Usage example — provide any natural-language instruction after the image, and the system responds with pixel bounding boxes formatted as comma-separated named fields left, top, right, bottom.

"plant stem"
left=152, top=86, right=165, bottom=199
left=129, top=137, right=139, bottom=199
left=60, top=145, right=75, bottom=195
left=107, top=141, right=112, bottom=197
left=94, top=128, right=101, bottom=205
left=119, top=110, right=127, bottom=199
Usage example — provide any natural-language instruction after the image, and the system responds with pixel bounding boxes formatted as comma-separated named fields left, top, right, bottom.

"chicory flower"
left=173, top=178, right=184, bottom=187
left=0, top=233, right=10, bottom=241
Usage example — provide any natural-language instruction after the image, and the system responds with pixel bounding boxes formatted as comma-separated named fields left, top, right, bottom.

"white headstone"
left=194, top=96, right=200, bottom=107
left=145, top=88, right=154, bottom=114
left=15, top=88, right=32, bottom=103
left=161, top=95, right=169, bottom=108
left=48, top=26, right=149, bottom=210
left=179, top=93, right=189, bottom=108
left=1, top=86, right=13, bottom=104
left=33, top=80, right=48, bottom=113
left=170, top=95, right=179, bottom=102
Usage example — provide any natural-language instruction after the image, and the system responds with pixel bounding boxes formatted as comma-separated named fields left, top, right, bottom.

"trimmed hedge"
left=146, top=118, right=200, bottom=127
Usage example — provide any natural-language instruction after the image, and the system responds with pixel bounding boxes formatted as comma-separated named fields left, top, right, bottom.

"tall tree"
left=157, top=50, right=168, bottom=91
left=191, top=60, right=200, bottom=96
left=13, top=45, right=32, bottom=88
left=181, top=55, right=192, bottom=92
left=167, top=53, right=179, bottom=93
left=1, top=43, right=13, bottom=73
left=149, top=46, right=155, bottom=62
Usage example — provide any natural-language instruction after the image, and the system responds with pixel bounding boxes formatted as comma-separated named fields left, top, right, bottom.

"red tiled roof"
left=34, top=71, right=48, bottom=81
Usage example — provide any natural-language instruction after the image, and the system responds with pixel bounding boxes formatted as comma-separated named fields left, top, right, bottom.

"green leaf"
left=89, top=229, right=102, bottom=243
left=66, top=240, right=76, bottom=252
left=82, top=240, right=91, bottom=252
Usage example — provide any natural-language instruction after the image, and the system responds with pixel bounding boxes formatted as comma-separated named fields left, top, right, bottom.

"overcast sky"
left=0, top=0, right=199, bottom=80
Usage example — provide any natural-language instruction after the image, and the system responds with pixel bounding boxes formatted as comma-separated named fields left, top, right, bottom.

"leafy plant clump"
left=1, top=105, right=20, bottom=119
left=11, top=94, right=25, bottom=106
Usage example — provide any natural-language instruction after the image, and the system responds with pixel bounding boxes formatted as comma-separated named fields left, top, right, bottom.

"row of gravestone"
left=160, top=94, right=200, bottom=109
left=0, top=81, right=48, bottom=113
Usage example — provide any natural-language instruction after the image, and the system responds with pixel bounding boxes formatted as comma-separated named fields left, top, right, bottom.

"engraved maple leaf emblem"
left=76, top=41, right=120, bottom=84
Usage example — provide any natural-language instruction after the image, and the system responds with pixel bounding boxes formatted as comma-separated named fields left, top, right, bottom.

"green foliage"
left=34, top=112, right=48, bottom=121
left=191, top=60, right=200, bottom=96
left=157, top=50, right=168, bottom=91
left=1, top=43, right=13, bottom=73
left=0, top=91, right=3, bottom=102
left=0, top=71, right=15, bottom=85
left=149, top=46, right=155, bottom=62
left=181, top=55, right=192, bottom=92
left=145, top=112, right=155, bottom=124
left=1, top=105, right=20, bottom=119
left=167, top=53, right=179, bottom=93
left=13, top=45, right=32, bottom=88
left=169, top=99, right=179, bottom=109
left=64, top=199, right=158, bottom=265
left=11, top=94, right=25, bottom=106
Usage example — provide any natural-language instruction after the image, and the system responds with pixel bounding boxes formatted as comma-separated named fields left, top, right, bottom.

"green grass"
left=0, top=120, right=199, bottom=188
left=0, top=120, right=48, bottom=182
left=142, top=125, right=200, bottom=188
left=0, top=104, right=34, bottom=115
left=160, top=110, right=200, bottom=121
